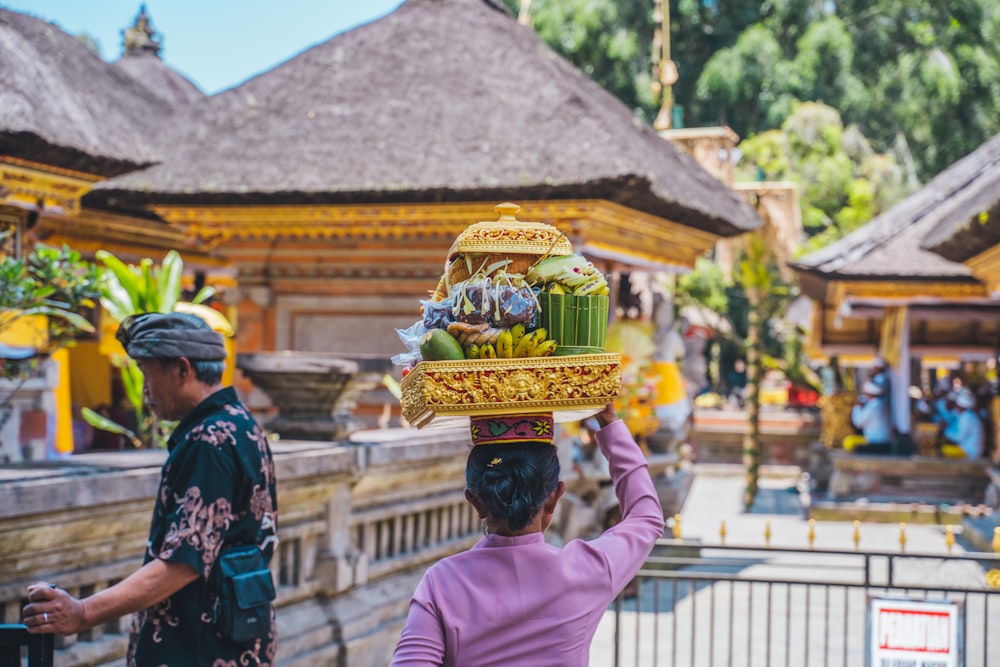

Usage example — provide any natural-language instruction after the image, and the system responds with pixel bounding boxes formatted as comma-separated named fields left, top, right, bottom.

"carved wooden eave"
left=35, top=208, right=235, bottom=292
left=966, top=244, right=1000, bottom=296
left=37, top=208, right=224, bottom=263
left=800, top=274, right=997, bottom=359
left=0, top=157, right=100, bottom=216
left=150, top=199, right=720, bottom=273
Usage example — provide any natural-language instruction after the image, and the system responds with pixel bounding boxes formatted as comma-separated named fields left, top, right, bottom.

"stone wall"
left=0, top=425, right=478, bottom=667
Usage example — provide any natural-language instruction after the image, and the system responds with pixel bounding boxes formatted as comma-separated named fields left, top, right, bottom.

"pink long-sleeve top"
left=390, top=419, right=665, bottom=667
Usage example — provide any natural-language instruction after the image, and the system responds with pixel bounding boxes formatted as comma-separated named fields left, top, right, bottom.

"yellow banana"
left=531, top=339, right=558, bottom=357
left=480, top=342, right=497, bottom=359
left=466, top=343, right=481, bottom=359
left=513, top=328, right=546, bottom=357
left=496, top=329, right=514, bottom=358
left=510, top=323, right=526, bottom=348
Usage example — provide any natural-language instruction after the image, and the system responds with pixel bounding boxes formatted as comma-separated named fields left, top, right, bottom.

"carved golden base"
left=400, top=353, right=623, bottom=428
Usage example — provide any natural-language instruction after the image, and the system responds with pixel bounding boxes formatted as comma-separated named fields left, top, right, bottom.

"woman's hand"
left=594, top=403, right=619, bottom=429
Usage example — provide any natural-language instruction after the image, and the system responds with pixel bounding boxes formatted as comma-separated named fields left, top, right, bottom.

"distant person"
left=942, top=390, right=984, bottom=459
left=847, top=381, right=892, bottom=455
left=390, top=405, right=664, bottom=666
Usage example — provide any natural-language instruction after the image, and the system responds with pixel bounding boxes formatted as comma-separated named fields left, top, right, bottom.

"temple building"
left=0, top=6, right=220, bottom=458
left=2, top=0, right=762, bottom=456
left=792, top=132, right=1000, bottom=451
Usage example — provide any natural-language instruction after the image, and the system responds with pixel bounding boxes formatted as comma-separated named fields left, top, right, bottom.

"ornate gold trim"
left=152, top=199, right=721, bottom=269
left=0, top=158, right=100, bottom=216
left=967, top=245, right=1000, bottom=294
left=400, top=353, right=623, bottom=428
left=827, top=279, right=988, bottom=312
left=446, top=202, right=573, bottom=259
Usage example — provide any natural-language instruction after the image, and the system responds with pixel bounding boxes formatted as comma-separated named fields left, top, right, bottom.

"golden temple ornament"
left=400, top=354, right=622, bottom=428
left=400, top=202, right=622, bottom=429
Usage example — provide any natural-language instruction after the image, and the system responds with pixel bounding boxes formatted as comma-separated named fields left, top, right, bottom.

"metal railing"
left=611, top=540, right=1000, bottom=667
left=0, top=625, right=53, bottom=667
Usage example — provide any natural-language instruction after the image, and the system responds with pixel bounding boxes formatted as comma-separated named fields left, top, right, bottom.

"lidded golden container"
left=445, top=202, right=573, bottom=285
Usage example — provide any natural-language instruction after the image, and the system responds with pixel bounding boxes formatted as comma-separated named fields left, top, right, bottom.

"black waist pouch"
left=212, top=545, right=276, bottom=643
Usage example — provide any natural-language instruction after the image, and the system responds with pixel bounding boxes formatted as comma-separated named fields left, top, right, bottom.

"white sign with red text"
left=869, top=598, right=962, bottom=667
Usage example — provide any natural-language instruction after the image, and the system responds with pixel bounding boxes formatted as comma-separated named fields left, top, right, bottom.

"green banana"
left=526, top=254, right=589, bottom=285
left=573, top=277, right=609, bottom=296
left=466, top=343, right=481, bottom=359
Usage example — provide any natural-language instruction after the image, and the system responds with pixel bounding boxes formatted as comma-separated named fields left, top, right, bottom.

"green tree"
left=530, top=0, right=656, bottom=115
left=840, top=0, right=1000, bottom=177
left=737, top=102, right=905, bottom=251
left=524, top=0, right=1000, bottom=181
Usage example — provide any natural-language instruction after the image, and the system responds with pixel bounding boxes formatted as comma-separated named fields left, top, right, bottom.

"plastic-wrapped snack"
left=422, top=295, right=457, bottom=330
left=452, top=278, right=491, bottom=324
left=392, top=320, right=427, bottom=367
left=491, top=284, right=537, bottom=327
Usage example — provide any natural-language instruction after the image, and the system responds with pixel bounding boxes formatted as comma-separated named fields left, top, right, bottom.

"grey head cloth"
left=117, top=312, right=227, bottom=360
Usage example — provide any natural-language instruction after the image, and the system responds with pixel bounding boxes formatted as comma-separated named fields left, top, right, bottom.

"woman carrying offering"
left=390, top=404, right=665, bottom=667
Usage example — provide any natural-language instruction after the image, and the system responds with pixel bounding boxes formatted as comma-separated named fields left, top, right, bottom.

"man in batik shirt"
left=24, top=312, right=278, bottom=667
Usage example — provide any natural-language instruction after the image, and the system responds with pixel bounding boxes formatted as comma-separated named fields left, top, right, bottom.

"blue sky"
left=4, top=1, right=405, bottom=94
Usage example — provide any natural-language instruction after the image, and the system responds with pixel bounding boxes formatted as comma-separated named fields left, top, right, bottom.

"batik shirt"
left=127, top=387, right=278, bottom=667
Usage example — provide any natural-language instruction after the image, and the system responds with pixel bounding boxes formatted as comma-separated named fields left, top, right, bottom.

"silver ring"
left=43, top=613, right=48, bottom=623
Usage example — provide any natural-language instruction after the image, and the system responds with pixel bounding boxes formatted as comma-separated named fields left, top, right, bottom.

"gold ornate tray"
left=400, top=353, right=622, bottom=428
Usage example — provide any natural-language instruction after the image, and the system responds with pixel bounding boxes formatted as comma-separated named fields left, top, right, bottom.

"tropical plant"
left=81, top=250, right=215, bottom=448
left=0, top=242, right=99, bottom=379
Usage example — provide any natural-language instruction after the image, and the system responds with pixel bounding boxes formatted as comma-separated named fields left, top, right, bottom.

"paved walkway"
left=589, top=463, right=997, bottom=665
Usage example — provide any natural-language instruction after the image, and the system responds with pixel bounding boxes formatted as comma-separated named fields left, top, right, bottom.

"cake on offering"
left=396, top=203, right=622, bottom=428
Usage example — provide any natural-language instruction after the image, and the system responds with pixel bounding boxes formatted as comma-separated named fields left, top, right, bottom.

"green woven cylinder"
left=538, top=293, right=608, bottom=352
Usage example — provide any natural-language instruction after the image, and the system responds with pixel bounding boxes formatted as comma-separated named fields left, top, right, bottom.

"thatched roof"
left=93, top=0, right=759, bottom=238
left=918, top=132, right=1000, bottom=263
left=0, top=8, right=184, bottom=176
left=791, top=170, right=980, bottom=283
left=112, top=53, right=203, bottom=109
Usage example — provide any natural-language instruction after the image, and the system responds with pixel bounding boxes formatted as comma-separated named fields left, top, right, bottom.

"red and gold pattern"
left=400, top=354, right=622, bottom=428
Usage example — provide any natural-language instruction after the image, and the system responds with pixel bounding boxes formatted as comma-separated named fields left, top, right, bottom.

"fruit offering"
left=394, top=202, right=613, bottom=367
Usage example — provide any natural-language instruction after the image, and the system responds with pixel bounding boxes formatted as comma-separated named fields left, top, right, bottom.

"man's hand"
left=23, top=583, right=87, bottom=635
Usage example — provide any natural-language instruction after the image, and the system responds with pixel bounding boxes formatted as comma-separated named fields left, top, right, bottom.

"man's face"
left=136, top=358, right=186, bottom=421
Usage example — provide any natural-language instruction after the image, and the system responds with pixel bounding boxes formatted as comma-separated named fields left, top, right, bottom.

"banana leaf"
left=96, top=250, right=143, bottom=309
left=191, top=285, right=216, bottom=305
left=157, top=251, right=183, bottom=313
left=81, top=407, right=142, bottom=448
left=119, top=358, right=145, bottom=413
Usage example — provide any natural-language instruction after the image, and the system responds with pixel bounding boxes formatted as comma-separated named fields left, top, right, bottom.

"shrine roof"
left=918, top=132, right=1000, bottom=263
left=0, top=7, right=199, bottom=176
left=790, top=136, right=1000, bottom=284
left=92, top=0, right=760, bottom=238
